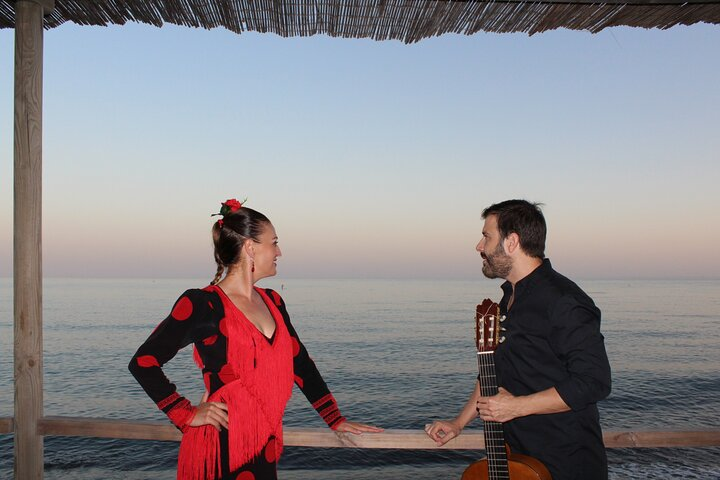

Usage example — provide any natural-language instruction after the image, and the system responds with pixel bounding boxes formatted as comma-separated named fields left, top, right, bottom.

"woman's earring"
left=251, top=259, right=255, bottom=273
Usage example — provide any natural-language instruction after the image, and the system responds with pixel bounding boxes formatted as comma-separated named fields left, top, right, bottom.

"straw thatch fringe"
left=1, top=0, right=719, bottom=42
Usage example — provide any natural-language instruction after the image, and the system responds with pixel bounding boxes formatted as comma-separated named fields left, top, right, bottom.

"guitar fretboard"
left=477, top=350, right=509, bottom=480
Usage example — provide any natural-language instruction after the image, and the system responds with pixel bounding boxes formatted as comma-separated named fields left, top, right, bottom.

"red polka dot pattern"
left=137, top=355, right=160, bottom=368
left=294, top=375, right=304, bottom=388
left=291, top=337, right=300, bottom=357
left=219, top=318, right=228, bottom=337
left=171, top=296, right=193, bottom=321
left=203, top=372, right=211, bottom=391
left=203, top=335, right=218, bottom=346
left=238, top=472, right=255, bottom=480
left=264, top=438, right=277, bottom=463
left=193, top=347, right=204, bottom=369
left=270, top=290, right=282, bottom=306
left=218, top=363, right=236, bottom=384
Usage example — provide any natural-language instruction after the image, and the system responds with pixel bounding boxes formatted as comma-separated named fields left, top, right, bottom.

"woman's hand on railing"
left=334, top=420, right=384, bottom=435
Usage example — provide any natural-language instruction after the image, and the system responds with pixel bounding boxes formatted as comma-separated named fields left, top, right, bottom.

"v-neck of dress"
left=214, top=285, right=280, bottom=344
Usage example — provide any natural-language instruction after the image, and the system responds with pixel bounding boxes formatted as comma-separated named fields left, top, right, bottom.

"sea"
left=1, top=277, right=719, bottom=479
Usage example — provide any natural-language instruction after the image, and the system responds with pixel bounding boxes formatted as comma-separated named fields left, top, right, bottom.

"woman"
left=129, top=198, right=381, bottom=480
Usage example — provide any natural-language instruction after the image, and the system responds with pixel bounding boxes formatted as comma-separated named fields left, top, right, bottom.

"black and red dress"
left=129, top=285, right=346, bottom=480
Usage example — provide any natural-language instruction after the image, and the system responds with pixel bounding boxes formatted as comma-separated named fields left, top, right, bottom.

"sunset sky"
left=1, top=22, right=718, bottom=280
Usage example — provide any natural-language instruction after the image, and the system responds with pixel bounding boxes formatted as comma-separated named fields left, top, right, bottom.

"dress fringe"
left=177, top=421, right=220, bottom=480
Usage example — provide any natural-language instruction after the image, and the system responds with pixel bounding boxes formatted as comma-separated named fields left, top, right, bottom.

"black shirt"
left=492, top=259, right=611, bottom=480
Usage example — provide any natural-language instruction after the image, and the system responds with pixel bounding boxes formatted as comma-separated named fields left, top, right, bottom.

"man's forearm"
left=454, top=381, right=482, bottom=429
left=518, top=387, right=571, bottom=416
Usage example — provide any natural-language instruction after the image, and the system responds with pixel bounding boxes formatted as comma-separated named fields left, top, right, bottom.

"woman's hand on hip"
left=189, top=400, right=229, bottom=431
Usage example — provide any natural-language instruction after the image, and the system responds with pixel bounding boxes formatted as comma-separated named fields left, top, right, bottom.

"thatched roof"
left=1, top=0, right=719, bottom=42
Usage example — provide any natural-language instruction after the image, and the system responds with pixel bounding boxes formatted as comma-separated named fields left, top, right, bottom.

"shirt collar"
left=501, top=258, right=552, bottom=299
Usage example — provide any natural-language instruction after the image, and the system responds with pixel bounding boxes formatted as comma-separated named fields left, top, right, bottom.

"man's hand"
left=476, top=387, right=524, bottom=423
left=424, top=419, right=462, bottom=446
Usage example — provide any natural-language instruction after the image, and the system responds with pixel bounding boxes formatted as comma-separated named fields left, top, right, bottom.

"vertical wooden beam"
left=14, top=1, right=46, bottom=479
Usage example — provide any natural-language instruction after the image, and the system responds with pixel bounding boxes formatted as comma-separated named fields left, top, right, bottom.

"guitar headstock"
left=475, top=298, right=504, bottom=353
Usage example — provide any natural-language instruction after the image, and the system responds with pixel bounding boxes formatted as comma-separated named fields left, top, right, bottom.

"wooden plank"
left=37, top=417, right=720, bottom=449
left=604, top=429, right=720, bottom=448
left=13, top=2, right=45, bottom=479
left=37, top=417, right=472, bottom=448
left=0, top=417, right=14, bottom=434
left=34, top=0, right=54, bottom=12
left=289, top=427, right=482, bottom=450
left=39, top=417, right=182, bottom=442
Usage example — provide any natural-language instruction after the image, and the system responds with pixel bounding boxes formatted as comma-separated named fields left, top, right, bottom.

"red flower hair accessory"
left=212, top=198, right=246, bottom=227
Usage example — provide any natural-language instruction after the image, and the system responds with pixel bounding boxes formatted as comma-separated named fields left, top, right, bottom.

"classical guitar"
left=461, top=299, right=552, bottom=480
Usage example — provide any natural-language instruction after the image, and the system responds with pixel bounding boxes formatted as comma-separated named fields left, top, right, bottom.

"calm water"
left=1, top=277, right=719, bottom=479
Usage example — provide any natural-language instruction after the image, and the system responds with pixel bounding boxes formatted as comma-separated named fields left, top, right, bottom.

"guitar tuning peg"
left=499, top=336, right=506, bottom=343
left=501, top=327, right=506, bottom=332
left=499, top=315, right=507, bottom=322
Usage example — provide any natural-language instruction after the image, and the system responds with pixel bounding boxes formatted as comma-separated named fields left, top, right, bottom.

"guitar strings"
left=477, top=309, right=509, bottom=479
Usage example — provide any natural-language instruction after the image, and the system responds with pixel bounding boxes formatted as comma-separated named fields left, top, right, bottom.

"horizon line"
left=0, top=275, right=719, bottom=282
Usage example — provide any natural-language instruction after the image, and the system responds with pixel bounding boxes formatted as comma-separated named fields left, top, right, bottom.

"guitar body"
left=462, top=450, right=552, bottom=480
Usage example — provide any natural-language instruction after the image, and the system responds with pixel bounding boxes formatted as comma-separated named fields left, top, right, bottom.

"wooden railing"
left=0, top=417, right=13, bottom=435
left=2, top=415, right=720, bottom=449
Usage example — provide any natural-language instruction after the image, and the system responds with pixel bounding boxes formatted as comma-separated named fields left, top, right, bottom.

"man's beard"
left=482, top=243, right=513, bottom=279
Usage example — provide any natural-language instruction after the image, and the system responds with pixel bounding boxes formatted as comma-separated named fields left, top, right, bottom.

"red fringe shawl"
left=178, top=287, right=294, bottom=480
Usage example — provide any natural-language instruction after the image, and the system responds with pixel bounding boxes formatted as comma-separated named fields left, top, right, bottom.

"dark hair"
left=211, top=207, right=270, bottom=284
left=482, top=199, right=546, bottom=259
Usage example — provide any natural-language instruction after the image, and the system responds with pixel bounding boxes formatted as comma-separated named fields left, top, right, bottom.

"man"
left=425, top=199, right=611, bottom=480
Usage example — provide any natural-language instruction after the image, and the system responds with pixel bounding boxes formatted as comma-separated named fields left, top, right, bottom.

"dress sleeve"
left=551, top=295, right=612, bottom=410
left=266, top=289, right=347, bottom=430
left=128, top=289, right=211, bottom=432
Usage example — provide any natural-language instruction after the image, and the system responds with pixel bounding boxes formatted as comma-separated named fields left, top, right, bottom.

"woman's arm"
left=128, top=289, right=214, bottom=432
left=267, top=289, right=382, bottom=433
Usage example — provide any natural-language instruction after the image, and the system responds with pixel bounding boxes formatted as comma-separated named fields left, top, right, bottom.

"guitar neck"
left=477, top=350, right=509, bottom=478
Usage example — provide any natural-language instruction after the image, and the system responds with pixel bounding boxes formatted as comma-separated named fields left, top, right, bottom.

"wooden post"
left=14, top=1, right=52, bottom=478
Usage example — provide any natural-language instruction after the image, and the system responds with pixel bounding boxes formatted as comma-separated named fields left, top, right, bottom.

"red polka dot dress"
left=129, top=286, right=346, bottom=480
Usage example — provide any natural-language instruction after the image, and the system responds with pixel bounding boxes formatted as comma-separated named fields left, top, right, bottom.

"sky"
left=1, top=20, right=719, bottom=280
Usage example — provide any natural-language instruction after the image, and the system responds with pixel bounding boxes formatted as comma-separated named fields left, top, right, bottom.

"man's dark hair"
left=482, top=199, right=546, bottom=259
